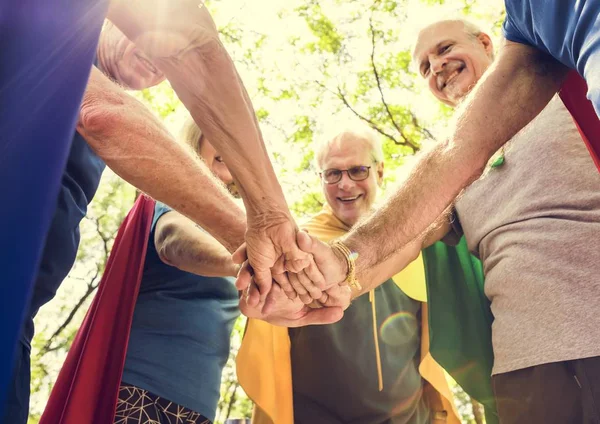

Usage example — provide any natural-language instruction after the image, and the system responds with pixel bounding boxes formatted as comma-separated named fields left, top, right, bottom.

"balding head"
left=413, top=19, right=494, bottom=107
left=315, top=127, right=384, bottom=227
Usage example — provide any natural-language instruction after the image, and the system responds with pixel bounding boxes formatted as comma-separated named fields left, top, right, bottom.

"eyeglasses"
left=319, top=166, right=371, bottom=184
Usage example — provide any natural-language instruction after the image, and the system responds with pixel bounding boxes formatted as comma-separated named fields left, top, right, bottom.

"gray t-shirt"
left=453, top=96, right=600, bottom=375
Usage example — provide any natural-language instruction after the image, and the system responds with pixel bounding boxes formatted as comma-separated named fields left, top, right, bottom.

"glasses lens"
left=348, top=166, right=370, bottom=181
left=323, top=169, right=342, bottom=183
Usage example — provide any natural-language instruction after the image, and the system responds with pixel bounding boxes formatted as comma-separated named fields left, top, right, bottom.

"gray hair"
left=315, top=126, right=383, bottom=169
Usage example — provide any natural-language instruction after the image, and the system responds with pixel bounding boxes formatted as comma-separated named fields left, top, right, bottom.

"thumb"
left=296, top=230, right=319, bottom=254
left=232, top=243, right=247, bottom=265
left=297, top=231, right=347, bottom=286
left=297, top=230, right=331, bottom=267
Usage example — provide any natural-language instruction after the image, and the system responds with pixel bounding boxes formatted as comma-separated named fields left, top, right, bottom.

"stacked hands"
left=232, top=217, right=354, bottom=327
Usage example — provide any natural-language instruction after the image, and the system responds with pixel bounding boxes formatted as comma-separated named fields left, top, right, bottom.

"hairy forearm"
left=344, top=40, right=568, bottom=271
left=352, top=238, right=423, bottom=297
left=78, top=67, right=245, bottom=251
left=156, top=212, right=240, bottom=277
left=107, top=0, right=289, bottom=218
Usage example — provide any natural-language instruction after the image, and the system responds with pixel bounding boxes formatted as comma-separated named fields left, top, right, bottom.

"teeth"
left=339, top=196, right=359, bottom=201
left=445, top=69, right=461, bottom=87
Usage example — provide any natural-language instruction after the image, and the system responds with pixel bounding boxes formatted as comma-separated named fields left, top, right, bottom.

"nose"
left=429, top=54, right=446, bottom=75
left=337, top=171, right=355, bottom=191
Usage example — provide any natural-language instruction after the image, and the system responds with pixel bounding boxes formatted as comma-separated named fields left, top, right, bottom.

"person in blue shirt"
left=3, top=23, right=166, bottom=424
left=502, top=1, right=600, bottom=116
left=114, top=118, right=242, bottom=424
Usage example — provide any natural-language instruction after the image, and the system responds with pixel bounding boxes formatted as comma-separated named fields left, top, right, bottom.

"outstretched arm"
left=344, top=40, right=569, bottom=273
left=106, top=0, right=309, bottom=294
left=78, top=67, right=245, bottom=253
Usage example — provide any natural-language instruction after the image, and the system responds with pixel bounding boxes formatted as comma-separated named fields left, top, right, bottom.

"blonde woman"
left=115, top=118, right=242, bottom=424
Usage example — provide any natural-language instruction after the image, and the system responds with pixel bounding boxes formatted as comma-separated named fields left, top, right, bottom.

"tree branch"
left=410, top=110, right=436, bottom=141
left=367, top=16, right=418, bottom=152
left=41, top=268, right=100, bottom=353
left=334, top=84, right=401, bottom=144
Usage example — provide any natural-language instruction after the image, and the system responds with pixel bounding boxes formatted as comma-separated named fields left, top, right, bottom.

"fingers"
left=235, top=261, right=252, bottom=291
left=288, top=272, right=312, bottom=304
left=232, top=243, right=247, bottom=264
left=245, top=278, right=262, bottom=307
left=321, top=284, right=352, bottom=310
left=297, top=230, right=347, bottom=287
left=237, top=261, right=270, bottom=306
left=284, top=307, right=344, bottom=328
left=295, top=268, right=323, bottom=301
left=262, top=282, right=285, bottom=315
left=303, top=258, right=328, bottom=290
left=253, top=267, right=273, bottom=302
left=284, top=231, right=312, bottom=273
left=272, top=262, right=297, bottom=301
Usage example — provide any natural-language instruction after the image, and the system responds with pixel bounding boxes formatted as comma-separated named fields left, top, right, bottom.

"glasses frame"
left=319, top=165, right=372, bottom=184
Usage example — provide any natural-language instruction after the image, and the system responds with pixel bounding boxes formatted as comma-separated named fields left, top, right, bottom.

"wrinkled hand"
left=292, top=230, right=349, bottom=292
left=240, top=279, right=344, bottom=327
left=233, top=212, right=311, bottom=303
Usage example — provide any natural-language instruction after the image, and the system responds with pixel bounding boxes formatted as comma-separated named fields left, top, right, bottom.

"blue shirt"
left=122, top=202, right=239, bottom=421
left=502, top=0, right=600, bottom=111
left=24, top=132, right=105, bottom=346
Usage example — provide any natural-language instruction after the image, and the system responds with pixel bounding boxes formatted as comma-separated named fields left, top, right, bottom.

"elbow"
left=155, top=223, right=180, bottom=267
left=77, top=92, right=127, bottom=141
left=157, top=243, right=177, bottom=267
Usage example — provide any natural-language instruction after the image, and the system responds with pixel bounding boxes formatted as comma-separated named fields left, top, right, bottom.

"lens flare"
left=379, top=311, right=418, bottom=346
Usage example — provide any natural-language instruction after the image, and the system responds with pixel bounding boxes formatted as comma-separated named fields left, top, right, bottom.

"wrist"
left=245, top=199, right=294, bottom=230
left=330, top=241, right=360, bottom=292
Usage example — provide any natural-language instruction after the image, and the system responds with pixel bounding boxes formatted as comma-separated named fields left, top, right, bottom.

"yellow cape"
left=237, top=207, right=460, bottom=424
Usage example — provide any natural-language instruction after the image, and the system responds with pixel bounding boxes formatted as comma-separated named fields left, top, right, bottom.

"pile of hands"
left=232, top=215, right=354, bottom=327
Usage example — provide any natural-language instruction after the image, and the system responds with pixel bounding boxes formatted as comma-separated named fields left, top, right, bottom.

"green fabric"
left=422, top=238, right=499, bottom=424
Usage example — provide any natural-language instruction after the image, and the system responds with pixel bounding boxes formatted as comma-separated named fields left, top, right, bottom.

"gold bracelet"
left=330, top=241, right=362, bottom=291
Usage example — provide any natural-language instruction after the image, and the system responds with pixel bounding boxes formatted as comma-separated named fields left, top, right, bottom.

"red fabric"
left=40, top=196, right=155, bottom=424
left=559, top=71, right=600, bottom=171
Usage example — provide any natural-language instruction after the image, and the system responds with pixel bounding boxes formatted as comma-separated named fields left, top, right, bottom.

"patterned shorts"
left=114, top=383, right=211, bottom=424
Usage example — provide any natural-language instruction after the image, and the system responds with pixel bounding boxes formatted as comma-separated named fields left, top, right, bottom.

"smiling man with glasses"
left=316, top=130, right=383, bottom=229
left=237, top=126, right=459, bottom=424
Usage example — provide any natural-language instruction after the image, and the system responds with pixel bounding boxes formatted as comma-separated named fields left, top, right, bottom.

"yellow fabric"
left=237, top=207, right=460, bottom=424
left=236, top=319, right=293, bottom=424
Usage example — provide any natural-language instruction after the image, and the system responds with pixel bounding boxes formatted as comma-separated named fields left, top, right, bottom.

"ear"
left=477, top=32, right=494, bottom=58
left=376, top=161, right=384, bottom=186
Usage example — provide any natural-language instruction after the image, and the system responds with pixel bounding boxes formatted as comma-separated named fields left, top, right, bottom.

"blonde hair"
left=315, top=125, right=383, bottom=169
left=179, top=116, right=204, bottom=153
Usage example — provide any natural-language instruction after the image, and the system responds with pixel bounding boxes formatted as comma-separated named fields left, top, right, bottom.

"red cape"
left=40, top=196, right=155, bottom=424
left=560, top=71, right=600, bottom=170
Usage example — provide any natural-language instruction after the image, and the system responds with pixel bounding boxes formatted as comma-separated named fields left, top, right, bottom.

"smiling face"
left=320, top=134, right=384, bottom=227
left=413, top=20, right=494, bottom=107
left=99, top=24, right=166, bottom=90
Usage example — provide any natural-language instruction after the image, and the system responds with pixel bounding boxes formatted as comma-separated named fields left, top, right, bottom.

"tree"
left=29, top=1, right=506, bottom=422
